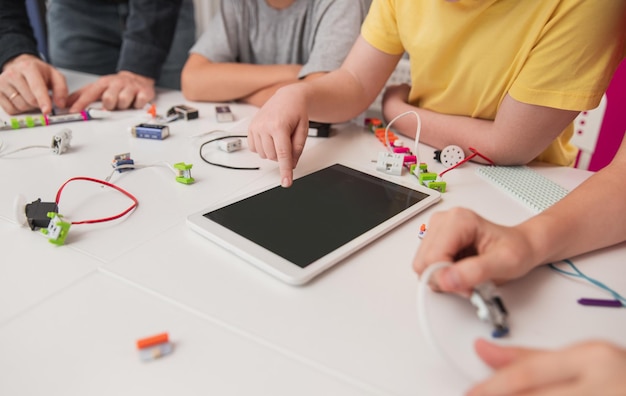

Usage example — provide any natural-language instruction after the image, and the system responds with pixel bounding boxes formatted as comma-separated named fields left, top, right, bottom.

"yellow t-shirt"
left=362, top=0, right=626, bottom=166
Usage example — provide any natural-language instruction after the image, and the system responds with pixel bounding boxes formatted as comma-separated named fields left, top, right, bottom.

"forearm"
left=382, top=93, right=578, bottom=164
left=241, top=72, right=328, bottom=108
left=519, top=154, right=626, bottom=265
left=0, top=0, right=39, bottom=69
left=382, top=99, right=495, bottom=161
left=182, top=59, right=302, bottom=102
left=297, top=68, right=377, bottom=123
left=269, top=35, right=399, bottom=123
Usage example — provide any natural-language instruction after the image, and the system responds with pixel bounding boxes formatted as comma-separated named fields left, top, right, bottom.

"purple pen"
left=577, top=298, right=623, bottom=308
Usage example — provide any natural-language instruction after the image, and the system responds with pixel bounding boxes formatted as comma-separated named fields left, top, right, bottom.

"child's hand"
left=413, top=207, right=539, bottom=295
left=248, top=83, right=310, bottom=187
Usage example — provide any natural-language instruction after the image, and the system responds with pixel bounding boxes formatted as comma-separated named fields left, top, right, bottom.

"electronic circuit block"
left=112, top=153, right=135, bottom=173
left=174, top=162, right=195, bottom=184
left=50, top=129, right=72, bottom=155
left=131, top=123, right=170, bottom=140
left=25, top=199, right=59, bottom=230
left=376, top=152, right=404, bottom=176
left=168, top=104, right=199, bottom=121
left=218, top=138, right=242, bottom=153
left=308, top=121, right=331, bottom=137
left=40, top=212, right=71, bottom=245
left=470, top=282, right=509, bottom=338
left=215, top=105, right=234, bottom=123
left=136, top=332, right=173, bottom=362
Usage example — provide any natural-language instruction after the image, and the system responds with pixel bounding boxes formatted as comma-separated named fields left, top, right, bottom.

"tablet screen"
left=203, top=164, right=431, bottom=268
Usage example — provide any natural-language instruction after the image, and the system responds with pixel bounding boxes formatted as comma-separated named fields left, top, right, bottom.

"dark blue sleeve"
left=118, top=0, right=184, bottom=80
left=0, top=0, right=40, bottom=70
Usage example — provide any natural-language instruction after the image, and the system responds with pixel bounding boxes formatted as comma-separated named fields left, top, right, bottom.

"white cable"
left=0, top=144, right=49, bottom=157
left=416, top=261, right=475, bottom=382
left=189, top=129, right=229, bottom=139
left=383, top=110, right=422, bottom=164
left=106, top=162, right=177, bottom=182
left=105, top=164, right=143, bottom=182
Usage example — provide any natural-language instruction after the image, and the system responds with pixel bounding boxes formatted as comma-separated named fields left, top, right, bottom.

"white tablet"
left=186, top=163, right=441, bottom=285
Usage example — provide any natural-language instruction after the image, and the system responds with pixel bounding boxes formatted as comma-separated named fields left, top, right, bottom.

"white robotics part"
left=51, top=128, right=72, bottom=155
left=470, top=281, right=509, bottom=338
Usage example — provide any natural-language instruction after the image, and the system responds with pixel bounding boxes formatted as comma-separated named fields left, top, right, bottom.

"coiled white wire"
left=416, top=261, right=478, bottom=382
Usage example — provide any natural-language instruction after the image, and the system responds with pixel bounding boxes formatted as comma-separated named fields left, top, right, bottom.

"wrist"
left=274, top=80, right=308, bottom=103
left=516, top=216, right=558, bottom=267
left=118, top=70, right=155, bottom=86
left=3, top=54, right=40, bottom=71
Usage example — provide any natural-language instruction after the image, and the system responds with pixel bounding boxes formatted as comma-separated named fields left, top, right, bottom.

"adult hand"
left=67, top=70, right=155, bottom=112
left=0, top=54, right=68, bottom=115
left=468, top=339, right=626, bottom=396
left=413, top=208, right=539, bottom=295
left=247, top=84, right=310, bottom=187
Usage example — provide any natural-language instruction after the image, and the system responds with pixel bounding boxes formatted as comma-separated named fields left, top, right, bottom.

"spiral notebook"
left=477, top=166, right=569, bottom=213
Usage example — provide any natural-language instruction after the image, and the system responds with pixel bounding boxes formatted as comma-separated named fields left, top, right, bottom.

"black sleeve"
left=118, top=0, right=184, bottom=80
left=0, top=0, right=40, bottom=70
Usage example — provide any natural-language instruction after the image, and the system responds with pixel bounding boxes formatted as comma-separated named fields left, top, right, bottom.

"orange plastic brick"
left=136, top=332, right=169, bottom=349
left=375, top=128, right=397, bottom=143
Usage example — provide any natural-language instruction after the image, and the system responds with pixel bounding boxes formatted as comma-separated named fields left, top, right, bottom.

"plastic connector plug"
left=418, top=223, right=427, bottom=239
left=51, top=128, right=72, bottom=155
left=136, top=332, right=173, bottom=362
left=112, top=153, right=134, bottom=173
left=40, top=212, right=71, bottom=245
left=308, top=121, right=331, bottom=137
left=418, top=172, right=437, bottom=183
left=215, top=105, right=234, bottom=123
left=393, top=147, right=410, bottom=154
left=174, top=162, right=195, bottom=184
left=470, top=282, right=509, bottom=338
left=217, top=138, right=242, bottom=153
left=376, top=152, right=404, bottom=176
left=424, top=181, right=447, bottom=193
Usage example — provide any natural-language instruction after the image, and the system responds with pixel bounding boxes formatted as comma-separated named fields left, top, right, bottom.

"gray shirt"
left=191, top=0, right=371, bottom=79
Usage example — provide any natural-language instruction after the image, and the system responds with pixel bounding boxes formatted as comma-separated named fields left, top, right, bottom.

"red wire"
left=55, top=176, right=139, bottom=225
left=438, top=147, right=495, bottom=178
left=468, top=147, right=496, bottom=165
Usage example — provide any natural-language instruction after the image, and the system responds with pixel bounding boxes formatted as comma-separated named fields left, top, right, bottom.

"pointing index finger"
left=274, top=133, right=294, bottom=188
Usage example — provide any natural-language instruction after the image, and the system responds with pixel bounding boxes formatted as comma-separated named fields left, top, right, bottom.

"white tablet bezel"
left=186, top=163, right=441, bottom=285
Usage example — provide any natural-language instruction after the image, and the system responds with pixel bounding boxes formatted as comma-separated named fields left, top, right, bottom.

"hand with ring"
left=0, top=54, right=68, bottom=115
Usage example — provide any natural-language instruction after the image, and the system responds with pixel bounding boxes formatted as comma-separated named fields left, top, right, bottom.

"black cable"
left=199, top=134, right=260, bottom=170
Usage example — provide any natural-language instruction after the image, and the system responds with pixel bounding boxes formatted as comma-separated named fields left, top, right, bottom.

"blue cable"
left=549, top=259, right=626, bottom=306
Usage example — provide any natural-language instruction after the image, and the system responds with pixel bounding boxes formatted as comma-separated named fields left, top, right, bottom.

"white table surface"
left=1, top=70, right=624, bottom=396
